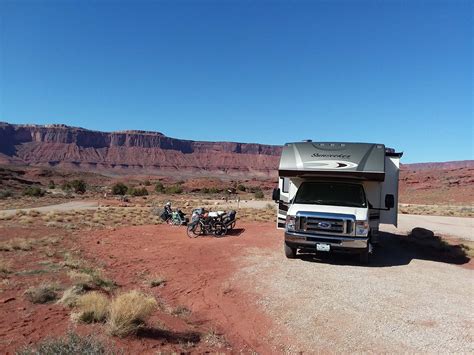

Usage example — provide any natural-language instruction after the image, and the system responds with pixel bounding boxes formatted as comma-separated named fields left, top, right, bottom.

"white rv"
left=273, top=142, right=402, bottom=264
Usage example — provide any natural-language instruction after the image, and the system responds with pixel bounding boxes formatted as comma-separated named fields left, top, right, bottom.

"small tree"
left=23, top=186, right=45, bottom=197
left=165, top=185, right=183, bottom=194
left=237, top=184, right=246, bottom=192
left=71, top=180, right=86, bottom=194
left=48, top=180, right=56, bottom=189
left=112, top=183, right=128, bottom=195
left=128, top=187, right=149, bottom=196
left=155, top=182, right=165, bottom=193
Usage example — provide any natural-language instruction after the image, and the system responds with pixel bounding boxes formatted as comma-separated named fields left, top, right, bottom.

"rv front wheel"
left=284, top=243, right=297, bottom=259
left=359, top=248, right=370, bottom=265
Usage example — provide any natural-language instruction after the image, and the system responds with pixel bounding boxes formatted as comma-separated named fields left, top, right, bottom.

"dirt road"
left=0, top=201, right=99, bottom=217
left=80, top=221, right=473, bottom=353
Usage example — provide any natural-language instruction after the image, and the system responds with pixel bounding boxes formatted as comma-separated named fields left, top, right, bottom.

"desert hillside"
left=0, top=122, right=472, bottom=204
left=0, top=122, right=281, bottom=178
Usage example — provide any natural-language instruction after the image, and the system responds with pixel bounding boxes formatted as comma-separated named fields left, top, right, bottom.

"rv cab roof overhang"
left=278, top=142, right=402, bottom=182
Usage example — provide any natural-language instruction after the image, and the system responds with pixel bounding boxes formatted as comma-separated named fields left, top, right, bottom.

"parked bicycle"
left=186, top=208, right=237, bottom=238
left=186, top=208, right=227, bottom=238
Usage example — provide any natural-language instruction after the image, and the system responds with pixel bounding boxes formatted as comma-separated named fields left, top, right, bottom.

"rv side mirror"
left=272, top=188, right=280, bottom=202
left=385, top=194, right=395, bottom=209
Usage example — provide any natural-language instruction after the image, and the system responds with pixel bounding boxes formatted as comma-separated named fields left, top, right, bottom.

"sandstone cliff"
left=0, top=122, right=281, bottom=177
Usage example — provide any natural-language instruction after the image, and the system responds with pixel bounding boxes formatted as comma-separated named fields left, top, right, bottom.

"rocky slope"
left=0, top=122, right=281, bottom=178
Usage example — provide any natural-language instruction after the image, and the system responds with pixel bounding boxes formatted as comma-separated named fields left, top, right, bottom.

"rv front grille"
left=299, top=217, right=351, bottom=235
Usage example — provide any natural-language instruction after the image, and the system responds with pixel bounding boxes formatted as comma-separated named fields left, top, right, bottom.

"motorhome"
left=272, top=142, right=402, bottom=264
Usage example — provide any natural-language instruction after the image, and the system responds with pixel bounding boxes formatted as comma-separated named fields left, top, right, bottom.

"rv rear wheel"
left=284, top=243, right=297, bottom=259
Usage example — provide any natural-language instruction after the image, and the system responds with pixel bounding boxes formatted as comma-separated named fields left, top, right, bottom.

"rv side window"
left=282, top=177, right=289, bottom=193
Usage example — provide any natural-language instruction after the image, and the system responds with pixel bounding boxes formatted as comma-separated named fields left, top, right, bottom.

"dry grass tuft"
left=148, top=274, right=166, bottom=288
left=73, top=292, right=109, bottom=323
left=107, top=290, right=157, bottom=337
left=203, top=328, right=229, bottom=349
left=25, top=283, right=59, bottom=304
left=57, top=285, right=86, bottom=308
left=0, top=238, right=35, bottom=251
left=0, top=259, right=11, bottom=275
left=171, top=305, right=191, bottom=318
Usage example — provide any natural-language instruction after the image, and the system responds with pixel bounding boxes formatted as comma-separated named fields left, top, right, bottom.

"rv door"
left=277, top=177, right=290, bottom=229
left=380, top=156, right=400, bottom=226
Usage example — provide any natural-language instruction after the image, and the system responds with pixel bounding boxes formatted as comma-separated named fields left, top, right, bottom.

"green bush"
left=128, top=187, right=148, bottom=196
left=17, top=331, right=116, bottom=355
left=0, top=190, right=13, bottom=199
left=254, top=190, right=264, bottom=199
left=111, top=183, right=128, bottom=196
left=48, top=180, right=56, bottom=189
left=23, top=186, right=45, bottom=197
left=155, top=182, right=165, bottom=193
left=62, top=180, right=86, bottom=194
left=165, top=185, right=183, bottom=194
left=237, top=184, right=246, bottom=192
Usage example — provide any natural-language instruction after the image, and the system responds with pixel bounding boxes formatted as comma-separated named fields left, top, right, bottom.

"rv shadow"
left=298, top=229, right=471, bottom=267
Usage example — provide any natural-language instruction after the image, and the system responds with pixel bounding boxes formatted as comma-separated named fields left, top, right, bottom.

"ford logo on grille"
left=318, top=222, right=332, bottom=229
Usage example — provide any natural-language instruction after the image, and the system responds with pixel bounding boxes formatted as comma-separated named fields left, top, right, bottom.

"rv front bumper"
left=285, top=231, right=368, bottom=251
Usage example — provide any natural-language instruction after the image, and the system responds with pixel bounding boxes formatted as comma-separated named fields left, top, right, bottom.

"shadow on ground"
left=225, top=228, right=245, bottom=237
left=137, top=327, right=201, bottom=344
left=298, top=228, right=471, bottom=267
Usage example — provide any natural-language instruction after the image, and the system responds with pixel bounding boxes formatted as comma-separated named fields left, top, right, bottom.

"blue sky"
left=0, top=0, right=472, bottom=163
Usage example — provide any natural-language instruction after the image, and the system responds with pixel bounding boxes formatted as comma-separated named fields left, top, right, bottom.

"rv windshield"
left=293, top=182, right=367, bottom=208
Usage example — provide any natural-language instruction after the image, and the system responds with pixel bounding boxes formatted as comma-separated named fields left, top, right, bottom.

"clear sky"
left=0, top=0, right=472, bottom=163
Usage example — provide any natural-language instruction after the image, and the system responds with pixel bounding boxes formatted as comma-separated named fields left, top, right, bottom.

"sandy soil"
left=1, top=211, right=473, bottom=353
left=77, top=222, right=472, bottom=353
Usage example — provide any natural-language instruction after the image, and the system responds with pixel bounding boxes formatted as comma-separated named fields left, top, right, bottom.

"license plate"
left=316, top=243, right=330, bottom=252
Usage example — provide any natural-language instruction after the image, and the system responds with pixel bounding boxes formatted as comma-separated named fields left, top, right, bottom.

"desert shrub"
left=237, top=184, right=246, bottom=192
left=23, top=186, right=45, bottom=197
left=71, top=180, right=87, bottom=194
left=128, top=187, right=148, bottom=196
left=0, top=259, right=11, bottom=275
left=17, top=331, right=115, bottom=355
left=155, top=182, right=164, bottom=193
left=0, top=237, right=34, bottom=251
left=74, top=292, right=109, bottom=323
left=57, top=285, right=85, bottom=308
left=25, top=284, right=59, bottom=304
left=48, top=180, right=56, bottom=189
left=0, top=190, right=13, bottom=199
left=254, top=190, right=264, bottom=199
left=165, top=185, right=183, bottom=194
left=111, top=183, right=128, bottom=196
left=107, top=290, right=157, bottom=337
left=148, top=275, right=166, bottom=288
left=143, top=180, right=151, bottom=186
left=201, top=187, right=222, bottom=193
left=62, top=180, right=86, bottom=193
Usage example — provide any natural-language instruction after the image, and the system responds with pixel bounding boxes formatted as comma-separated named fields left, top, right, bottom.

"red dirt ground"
left=77, top=222, right=294, bottom=353
left=1, top=222, right=471, bottom=353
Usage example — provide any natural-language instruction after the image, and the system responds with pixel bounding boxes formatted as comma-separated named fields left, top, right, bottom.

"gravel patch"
left=236, top=247, right=474, bottom=353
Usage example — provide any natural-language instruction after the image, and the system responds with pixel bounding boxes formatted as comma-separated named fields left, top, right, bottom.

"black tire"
left=284, top=242, right=297, bottom=259
left=359, top=247, right=370, bottom=265
left=213, top=222, right=227, bottom=237
left=187, top=223, right=201, bottom=238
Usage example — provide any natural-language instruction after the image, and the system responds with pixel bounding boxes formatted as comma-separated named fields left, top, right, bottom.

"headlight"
left=355, top=220, right=369, bottom=236
left=286, top=215, right=297, bottom=232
